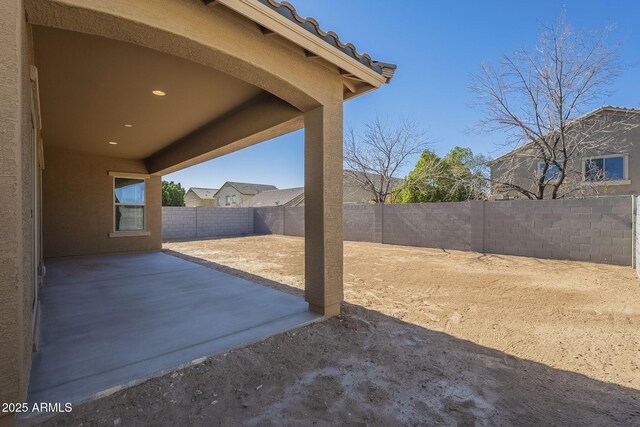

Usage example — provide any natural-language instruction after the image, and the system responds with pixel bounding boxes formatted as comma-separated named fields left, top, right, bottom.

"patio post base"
left=309, top=302, right=341, bottom=318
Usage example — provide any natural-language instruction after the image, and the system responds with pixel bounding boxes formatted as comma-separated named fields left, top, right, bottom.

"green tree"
left=162, top=180, right=185, bottom=206
left=395, top=147, right=489, bottom=203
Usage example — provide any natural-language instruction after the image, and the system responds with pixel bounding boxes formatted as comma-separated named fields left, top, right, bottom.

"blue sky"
left=166, top=0, right=640, bottom=190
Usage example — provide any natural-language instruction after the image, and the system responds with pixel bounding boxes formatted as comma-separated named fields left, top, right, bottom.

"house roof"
left=187, top=187, right=219, bottom=199
left=221, top=181, right=278, bottom=195
left=257, top=0, right=396, bottom=81
left=487, top=106, right=640, bottom=167
left=241, top=187, right=304, bottom=207
left=344, top=170, right=404, bottom=189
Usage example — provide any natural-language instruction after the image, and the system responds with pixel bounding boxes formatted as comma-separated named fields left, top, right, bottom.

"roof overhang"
left=214, top=0, right=390, bottom=89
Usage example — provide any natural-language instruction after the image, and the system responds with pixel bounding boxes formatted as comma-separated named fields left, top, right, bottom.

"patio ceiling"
left=33, top=26, right=268, bottom=160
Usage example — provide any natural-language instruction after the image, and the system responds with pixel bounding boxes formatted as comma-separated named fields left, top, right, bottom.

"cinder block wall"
left=382, top=202, right=472, bottom=251
left=162, top=197, right=635, bottom=267
left=484, top=198, right=634, bottom=265
left=161, top=207, right=252, bottom=240
left=636, top=196, right=639, bottom=277
left=252, top=197, right=634, bottom=266
left=162, top=207, right=197, bottom=240
left=343, top=204, right=380, bottom=242
left=283, top=206, right=305, bottom=237
left=254, top=207, right=284, bottom=235
left=196, top=207, right=253, bottom=237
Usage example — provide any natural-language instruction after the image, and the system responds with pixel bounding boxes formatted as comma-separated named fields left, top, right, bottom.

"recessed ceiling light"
left=108, top=141, right=118, bottom=145
left=152, top=90, right=166, bottom=96
left=124, top=124, right=133, bottom=128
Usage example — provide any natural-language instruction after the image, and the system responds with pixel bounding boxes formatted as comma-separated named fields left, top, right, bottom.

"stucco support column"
left=1, top=0, right=31, bottom=424
left=304, top=102, right=343, bottom=317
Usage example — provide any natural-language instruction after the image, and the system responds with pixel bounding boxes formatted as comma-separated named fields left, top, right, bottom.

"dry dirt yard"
left=43, top=235, right=640, bottom=426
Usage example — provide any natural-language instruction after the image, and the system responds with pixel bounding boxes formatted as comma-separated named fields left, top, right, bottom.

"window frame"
left=108, top=171, right=151, bottom=237
left=232, top=194, right=236, bottom=204
left=538, top=162, right=562, bottom=181
left=581, top=154, right=630, bottom=185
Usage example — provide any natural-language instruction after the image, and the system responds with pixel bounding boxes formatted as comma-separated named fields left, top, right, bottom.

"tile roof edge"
left=260, top=0, right=396, bottom=80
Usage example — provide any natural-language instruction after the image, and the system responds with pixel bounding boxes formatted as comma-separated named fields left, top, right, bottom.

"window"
left=584, top=156, right=626, bottom=181
left=538, top=162, right=561, bottom=180
left=232, top=195, right=236, bottom=204
left=225, top=195, right=230, bottom=205
left=114, top=177, right=145, bottom=231
left=217, top=197, right=221, bottom=205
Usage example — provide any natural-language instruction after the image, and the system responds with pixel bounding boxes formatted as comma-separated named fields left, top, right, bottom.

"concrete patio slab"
left=27, top=252, right=319, bottom=407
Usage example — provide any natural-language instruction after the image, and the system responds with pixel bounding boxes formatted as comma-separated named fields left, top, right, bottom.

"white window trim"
left=581, top=154, right=630, bottom=185
left=108, top=171, right=150, bottom=179
left=109, top=172, right=150, bottom=237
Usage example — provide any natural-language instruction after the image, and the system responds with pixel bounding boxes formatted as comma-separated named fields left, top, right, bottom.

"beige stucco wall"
left=0, top=0, right=352, bottom=417
left=43, top=148, right=162, bottom=258
left=184, top=191, right=215, bottom=207
left=491, top=111, right=640, bottom=199
left=0, top=0, right=34, bottom=422
left=215, top=184, right=253, bottom=207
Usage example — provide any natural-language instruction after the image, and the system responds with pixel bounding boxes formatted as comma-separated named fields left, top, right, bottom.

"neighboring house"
left=489, top=106, right=640, bottom=199
left=247, top=172, right=403, bottom=207
left=1, top=0, right=395, bottom=416
left=184, top=187, right=219, bottom=207
left=241, top=187, right=305, bottom=207
left=343, top=170, right=404, bottom=204
left=215, top=182, right=277, bottom=207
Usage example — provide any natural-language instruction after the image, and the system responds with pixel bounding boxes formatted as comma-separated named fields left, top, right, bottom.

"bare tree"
left=473, top=13, right=635, bottom=199
left=344, top=116, right=428, bottom=203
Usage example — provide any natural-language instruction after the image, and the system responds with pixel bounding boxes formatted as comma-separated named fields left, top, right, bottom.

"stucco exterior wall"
left=1, top=0, right=353, bottom=412
left=184, top=191, right=215, bottom=207
left=214, top=184, right=254, bottom=207
left=0, top=0, right=34, bottom=419
left=491, top=112, right=640, bottom=199
left=43, top=148, right=162, bottom=258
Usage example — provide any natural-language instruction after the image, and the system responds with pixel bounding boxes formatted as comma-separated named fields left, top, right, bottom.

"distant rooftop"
left=488, top=105, right=640, bottom=166
left=344, top=170, right=404, bottom=188
left=222, top=181, right=278, bottom=195
left=242, top=187, right=304, bottom=207
left=187, top=187, right=219, bottom=199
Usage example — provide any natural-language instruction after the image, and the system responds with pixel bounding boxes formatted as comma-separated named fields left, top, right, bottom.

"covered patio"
left=1, top=0, right=394, bottom=423
left=28, top=251, right=319, bottom=406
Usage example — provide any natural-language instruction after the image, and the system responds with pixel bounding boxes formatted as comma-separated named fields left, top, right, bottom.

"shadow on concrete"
left=40, top=248, right=640, bottom=426
left=162, top=248, right=304, bottom=298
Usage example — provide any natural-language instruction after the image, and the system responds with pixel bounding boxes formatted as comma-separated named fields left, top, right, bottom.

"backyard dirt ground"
left=42, top=235, right=640, bottom=426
